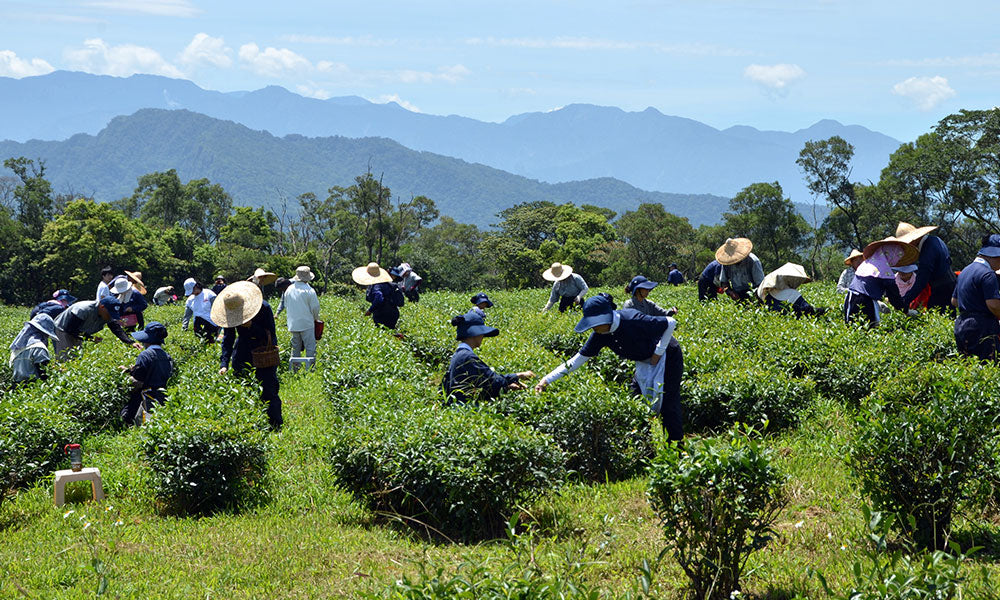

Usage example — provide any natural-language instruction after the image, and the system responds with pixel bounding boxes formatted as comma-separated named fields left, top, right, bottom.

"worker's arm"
left=987, top=299, right=1000, bottom=321
left=535, top=352, right=591, bottom=391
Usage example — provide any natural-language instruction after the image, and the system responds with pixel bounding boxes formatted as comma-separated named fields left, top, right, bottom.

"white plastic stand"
left=53, top=467, right=105, bottom=506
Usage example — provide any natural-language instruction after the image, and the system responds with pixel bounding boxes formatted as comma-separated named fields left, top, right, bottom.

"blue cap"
left=99, top=295, right=123, bottom=320
left=470, top=292, right=493, bottom=308
left=626, top=275, right=658, bottom=294
left=574, top=293, right=616, bottom=333
left=388, top=267, right=403, bottom=279
left=132, top=321, right=167, bottom=344
left=453, top=309, right=499, bottom=340
left=979, top=234, right=1000, bottom=258
left=53, top=289, right=76, bottom=304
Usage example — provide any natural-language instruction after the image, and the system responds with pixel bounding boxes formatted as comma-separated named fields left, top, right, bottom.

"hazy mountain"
left=0, top=109, right=733, bottom=227
left=0, top=71, right=902, bottom=208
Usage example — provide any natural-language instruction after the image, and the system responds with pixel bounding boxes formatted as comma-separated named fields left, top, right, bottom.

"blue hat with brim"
left=454, top=310, right=499, bottom=340
left=626, top=275, right=658, bottom=293
left=53, top=289, right=76, bottom=304
left=470, top=292, right=493, bottom=308
left=132, top=321, right=167, bottom=344
left=979, top=234, right=1000, bottom=257
left=99, top=295, right=123, bottom=320
left=575, top=294, right=616, bottom=333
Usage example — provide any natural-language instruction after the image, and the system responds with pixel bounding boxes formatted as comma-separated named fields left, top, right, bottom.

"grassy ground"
left=2, top=286, right=1000, bottom=598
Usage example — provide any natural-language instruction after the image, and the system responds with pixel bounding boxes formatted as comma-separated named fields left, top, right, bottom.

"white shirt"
left=185, top=290, right=217, bottom=323
left=282, top=281, right=320, bottom=332
left=96, top=281, right=111, bottom=301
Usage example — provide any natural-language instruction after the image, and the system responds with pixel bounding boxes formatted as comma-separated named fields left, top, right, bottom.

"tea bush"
left=647, top=423, right=787, bottom=600
left=0, top=397, right=79, bottom=495
left=849, top=360, right=1000, bottom=549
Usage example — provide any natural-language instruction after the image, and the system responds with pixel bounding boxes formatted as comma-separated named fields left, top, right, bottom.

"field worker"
left=757, top=263, right=826, bottom=316
left=470, top=292, right=493, bottom=317
left=215, top=281, right=283, bottom=431
left=248, top=268, right=277, bottom=289
left=893, top=264, right=930, bottom=313
left=837, top=249, right=864, bottom=295
left=96, top=266, right=114, bottom=301
left=624, top=275, right=677, bottom=318
left=54, top=296, right=140, bottom=361
left=30, top=289, right=76, bottom=320
left=716, top=238, right=764, bottom=303
left=114, top=271, right=148, bottom=330
left=182, top=281, right=218, bottom=342
left=153, top=286, right=175, bottom=306
left=273, top=277, right=292, bottom=314
left=541, top=262, right=589, bottom=313
left=282, top=266, right=321, bottom=372
left=896, top=222, right=955, bottom=313
left=9, top=313, right=58, bottom=384
left=843, top=237, right=917, bottom=326
left=183, top=277, right=196, bottom=297
left=399, top=263, right=423, bottom=303
left=952, top=235, right=1000, bottom=361
left=697, top=259, right=723, bottom=302
left=443, top=310, right=534, bottom=403
left=353, top=262, right=402, bottom=330
left=535, top=293, right=684, bottom=443
left=667, top=264, right=685, bottom=285
left=119, top=322, right=172, bottom=426
left=211, top=275, right=227, bottom=295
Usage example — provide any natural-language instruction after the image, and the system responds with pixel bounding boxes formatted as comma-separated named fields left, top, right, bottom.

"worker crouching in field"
left=896, top=222, right=956, bottom=313
left=952, top=235, right=1000, bottom=361
left=843, top=237, right=917, bottom=326
left=837, top=249, right=864, bottom=295
left=470, top=292, right=493, bottom=318
left=893, top=264, right=931, bottom=313
left=54, top=296, right=141, bottom=361
left=120, top=322, right=173, bottom=426
left=9, top=313, right=58, bottom=385
left=757, top=263, right=826, bottom=316
left=443, top=310, right=534, bottom=404
left=535, top=293, right=684, bottom=443
left=715, top=238, right=764, bottom=303
left=215, top=281, right=283, bottom=431
left=697, top=259, right=722, bottom=302
left=541, top=262, right=588, bottom=312
left=353, top=262, right=403, bottom=330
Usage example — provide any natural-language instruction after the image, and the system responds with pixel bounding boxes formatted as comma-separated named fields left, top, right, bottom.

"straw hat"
left=352, top=262, right=392, bottom=285
left=895, top=222, right=938, bottom=244
left=248, top=268, right=277, bottom=287
left=542, top=262, right=573, bottom=282
left=715, top=238, right=753, bottom=266
left=863, top=237, right=919, bottom=266
left=124, top=270, right=147, bottom=295
left=757, top=263, right=811, bottom=301
left=291, top=265, right=315, bottom=283
left=210, top=281, right=263, bottom=328
left=843, top=249, right=864, bottom=266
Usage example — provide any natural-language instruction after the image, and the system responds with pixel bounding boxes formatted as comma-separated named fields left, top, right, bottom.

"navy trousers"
left=955, top=314, right=1000, bottom=362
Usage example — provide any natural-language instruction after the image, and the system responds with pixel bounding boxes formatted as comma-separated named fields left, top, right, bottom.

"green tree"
left=606, top=203, right=696, bottom=283
left=3, top=156, right=54, bottom=237
left=402, top=217, right=484, bottom=290
left=723, top=182, right=811, bottom=270
left=123, top=169, right=233, bottom=243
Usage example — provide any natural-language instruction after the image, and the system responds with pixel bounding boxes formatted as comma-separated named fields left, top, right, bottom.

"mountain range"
left=0, top=71, right=904, bottom=216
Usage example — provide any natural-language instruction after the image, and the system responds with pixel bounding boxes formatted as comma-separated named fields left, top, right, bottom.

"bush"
left=849, top=360, right=1000, bottom=549
left=330, top=403, right=566, bottom=541
left=0, top=397, right=79, bottom=495
left=647, top=423, right=787, bottom=600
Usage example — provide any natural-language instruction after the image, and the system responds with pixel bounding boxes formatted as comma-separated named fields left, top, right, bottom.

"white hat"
left=110, top=276, right=131, bottom=295
left=248, top=268, right=277, bottom=287
left=542, top=262, right=573, bottom=282
left=183, top=277, right=197, bottom=296
left=291, top=265, right=315, bottom=282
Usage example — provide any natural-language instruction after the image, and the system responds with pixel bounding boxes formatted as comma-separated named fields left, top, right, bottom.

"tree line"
left=0, top=107, right=997, bottom=305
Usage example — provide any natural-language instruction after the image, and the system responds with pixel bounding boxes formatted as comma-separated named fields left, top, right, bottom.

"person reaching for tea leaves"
left=757, top=263, right=827, bottom=316
left=9, top=313, right=58, bottom=385
left=53, top=296, right=141, bottom=361
left=443, top=310, right=534, bottom=404
left=353, top=262, right=403, bottom=330
left=895, top=221, right=955, bottom=314
left=952, top=234, right=1000, bottom=362
left=535, top=293, right=684, bottom=443
left=541, top=262, right=588, bottom=312
left=715, top=238, right=764, bottom=303
left=843, top=237, right=916, bottom=326
left=119, top=322, right=173, bottom=426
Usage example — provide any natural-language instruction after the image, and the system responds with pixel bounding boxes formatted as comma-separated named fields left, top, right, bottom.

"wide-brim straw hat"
left=757, top=263, right=812, bottom=301
left=248, top=268, right=278, bottom=287
left=843, top=249, right=864, bottom=266
left=542, top=262, right=573, bottom=282
left=210, top=281, right=263, bottom=328
left=291, top=265, right=315, bottom=282
left=715, top=238, right=753, bottom=266
left=895, top=222, right=938, bottom=244
left=863, top=237, right=919, bottom=266
left=352, top=262, right=392, bottom=285
left=124, top=270, right=147, bottom=295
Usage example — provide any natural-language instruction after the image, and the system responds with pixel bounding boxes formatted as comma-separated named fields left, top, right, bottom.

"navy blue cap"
left=132, top=321, right=167, bottom=344
left=626, top=275, right=658, bottom=294
left=53, top=289, right=76, bottom=304
left=470, top=292, right=493, bottom=308
left=575, top=293, right=616, bottom=333
left=99, top=295, right=123, bottom=320
left=979, top=234, right=1000, bottom=258
left=453, top=309, right=499, bottom=340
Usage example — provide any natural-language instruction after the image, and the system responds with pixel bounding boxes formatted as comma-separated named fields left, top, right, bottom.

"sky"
left=1, top=0, right=998, bottom=142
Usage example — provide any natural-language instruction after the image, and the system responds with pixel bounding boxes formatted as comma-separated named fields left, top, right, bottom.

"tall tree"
left=3, top=157, right=54, bottom=237
left=723, top=182, right=811, bottom=269
left=610, top=203, right=696, bottom=280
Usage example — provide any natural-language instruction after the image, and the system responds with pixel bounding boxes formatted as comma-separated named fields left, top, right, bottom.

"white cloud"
left=83, top=0, right=200, bottom=17
left=892, top=76, right=956, bottom=111
left=280, top=34, right=397, bottom=47
left=743, top=63, right=806, bottom=90
left=179, top=33, right=232, bottom=68
left=465, top=36, right=748, bottom=57
left=883, top=53, right=1000, bottom=68
left=397, top=64, right=470, bottom=84
left=295, top=83, right=331, bottom=100
left=0, top=50, right=55, bottom=78
left=368, top=94, right=421, bottom=112
left=64, top=38, right=183, bottom=77
left=238, top=43, right=311, bottom=78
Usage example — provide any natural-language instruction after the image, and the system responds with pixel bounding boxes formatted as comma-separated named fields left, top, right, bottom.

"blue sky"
left=1, top=0, right=997, bottom=141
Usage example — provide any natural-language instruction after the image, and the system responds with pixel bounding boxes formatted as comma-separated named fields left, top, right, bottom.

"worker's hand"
left=132, top=342, right=144, bottom=350
left=907, top=309, right=919, bottom=317
left=117, top=365, right=129, bottom=372
left=516, top=371, right=535, bottom=381
left=649, top=353, right=662, bottom=366
left=576, top=295, right=584, bottom=304
left=534, top=380, right=548, bottom=394
left=219, top=367, right=227, bottom=376
left=507, top=381, right=526, bottom=391
left=725, top=289, right=740, bottom=300
left=666, top=306, right=679, bottom=317
left=91, top=336, right=102, bottom=343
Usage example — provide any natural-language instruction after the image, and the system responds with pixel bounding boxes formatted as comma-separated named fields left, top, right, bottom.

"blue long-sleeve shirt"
left=699, top=260, right=722, bottom=286
left=901, top=235, right=953, bottom=306
left=443, top=343, right=518, bottom=403
left=220, top=300, right=277, bottom=371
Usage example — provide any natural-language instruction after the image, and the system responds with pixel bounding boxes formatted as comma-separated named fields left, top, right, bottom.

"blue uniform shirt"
left=443, top=343, right=518, bottom=403
left=902, top=235, right=953, bottom=305
left=131, top=345, right=173, bottom=390
left=221, top=301, right=278, bottom=370
left=578, top=308, right=671, bottom=361
left=954, top=257, right=1000, bottom=317
left=30, top=300, right=68, bottom=320
left=667, top=269, right=685, bottom=285
left=699, top=260, right=722, bottom=285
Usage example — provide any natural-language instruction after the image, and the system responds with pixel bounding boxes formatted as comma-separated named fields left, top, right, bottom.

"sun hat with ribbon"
left=542, top=262, right=573, bottom=282
left=291, top=265, right=315, bottom=283
left=210, top=281, right=263, bottom=328
left=574, top=293, right=617, bottom=333
left=626, top=275, right=658, bottom=294
left=843, top=249, right=864, bottom=266
left=757, top=263, right=812, bottom=302
left=452, top=309, right=499, bottom=340
left=132, top=321, right=167, bottom=345
left=124, top=270, right=147, bottom=295
left=895, top=222, right=939, bottom=244
left=470, top=292, right=493, bottom=308
left=248, top=268, right=278, bottom=287
left=715, top=238, right=753, bottom=266
left=352, top=262, right=392, bottom=285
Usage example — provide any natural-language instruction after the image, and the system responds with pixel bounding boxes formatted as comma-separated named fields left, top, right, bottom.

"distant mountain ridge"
left=0, top=71, right=903, bottom=208
left=0, top=109, right=734, bottom=227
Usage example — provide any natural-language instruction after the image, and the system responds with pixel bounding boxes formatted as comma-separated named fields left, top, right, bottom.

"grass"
left=3, top=285, right=1000, bottom=598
